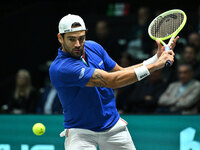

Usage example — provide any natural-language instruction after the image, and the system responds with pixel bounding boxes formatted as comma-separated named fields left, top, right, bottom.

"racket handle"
left=164, top=45, right=171, bottom=68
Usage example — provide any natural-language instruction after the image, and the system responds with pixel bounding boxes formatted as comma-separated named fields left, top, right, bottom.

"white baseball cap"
left=58, top=14, right=86, bottom=34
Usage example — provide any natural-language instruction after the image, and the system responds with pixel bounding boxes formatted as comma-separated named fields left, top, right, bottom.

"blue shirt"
left=49, top=40, right=120, bottom=131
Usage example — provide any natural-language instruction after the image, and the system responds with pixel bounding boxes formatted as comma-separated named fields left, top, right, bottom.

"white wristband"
left=134, top=66, right=150, bottom=81
left=143, top=54, right=158, bottom=66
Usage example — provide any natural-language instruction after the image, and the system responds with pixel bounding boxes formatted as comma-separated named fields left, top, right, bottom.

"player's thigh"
left=64, top=129, right=97, bottom=150
left=99, top=126, right=136, bottom=150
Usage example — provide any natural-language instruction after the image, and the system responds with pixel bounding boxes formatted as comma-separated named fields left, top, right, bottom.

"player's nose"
left=74, top=40, right=80, bottom=47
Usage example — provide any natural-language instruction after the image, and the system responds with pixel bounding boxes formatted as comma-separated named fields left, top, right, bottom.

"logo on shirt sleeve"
left=79, top=68, right=85, bottom=79
left=99, top=60, right=103, bottom=66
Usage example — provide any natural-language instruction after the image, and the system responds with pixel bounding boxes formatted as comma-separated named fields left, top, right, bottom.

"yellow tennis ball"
left=32, top=123, right=46, bottom=136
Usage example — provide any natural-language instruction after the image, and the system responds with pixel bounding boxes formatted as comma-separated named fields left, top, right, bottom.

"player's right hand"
left=155, top=50, right=175, bottom=70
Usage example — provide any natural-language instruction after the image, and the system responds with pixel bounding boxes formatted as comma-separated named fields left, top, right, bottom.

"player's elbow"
left=86, top=69, right=122, bottom=89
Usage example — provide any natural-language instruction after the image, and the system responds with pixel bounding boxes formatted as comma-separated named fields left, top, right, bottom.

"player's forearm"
left=110, top=63, right=143, bottom=72
left=120, top=54, right=158, bottom=71
left=117, top=54, right=158, bottom=71
left=122, top=63, right=143, bottom=70
left=112, top=54, right=158, bottom=72
left=107, top=69, right=138, bottom=89
left=109, top=63, right=158, bottom=88
left=87, top=50, right=174, bottom=88
left=86, top=63, right=157, bottom=89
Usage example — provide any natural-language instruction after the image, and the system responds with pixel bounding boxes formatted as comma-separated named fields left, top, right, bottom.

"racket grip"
left=164, top=46, right=171, bottom=68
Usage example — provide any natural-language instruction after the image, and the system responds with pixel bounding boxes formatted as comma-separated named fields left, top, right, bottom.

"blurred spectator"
left=179, top=44, right=200, bottom=80
left=187, top=32, right=200, bottom=61
left=1, top=69, right=39, bottom=114
left=158, top=64, right=200, bottom=114
left=37, top=83, right=62, bottom=114
left=37, top=61, right=62, bottom=114
left=127, top=69, right=167, bottom=114
left=93, top=19, right=122, bottom=62
left=188, top=32, right=200, bottom=49
left=115, top=52, right=135, bottom=114
left=126, top=6, right=153, bottom=60
left=119, top=52, right=134, bottom=67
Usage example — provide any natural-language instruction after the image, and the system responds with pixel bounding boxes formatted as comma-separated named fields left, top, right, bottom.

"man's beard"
left=63, top=44, right=83, bottom=58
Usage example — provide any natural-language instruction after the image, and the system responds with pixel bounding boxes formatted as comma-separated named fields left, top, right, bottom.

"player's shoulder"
left=85, top=40, right=105, bottom=56
left=85, top=40, right=104, bottom=49
left=85, top=40, right=100, bottom=46
left=49, top=58, right=57, bottom=73
left=49, top=55, right=75, bottom=75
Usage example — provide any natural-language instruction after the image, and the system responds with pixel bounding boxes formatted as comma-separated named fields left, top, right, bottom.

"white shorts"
left=60, top=118, right=136, bottom=150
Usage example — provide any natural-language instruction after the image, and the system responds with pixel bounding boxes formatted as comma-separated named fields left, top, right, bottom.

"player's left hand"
left=170, top=36, right=179, bottom=50
left=156, top=36, right=179, bottom=58
left=156, top=40, right=165, bottom=58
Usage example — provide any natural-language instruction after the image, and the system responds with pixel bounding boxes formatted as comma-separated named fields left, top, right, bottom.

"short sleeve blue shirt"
left=49, top=40, right=119, bottom=131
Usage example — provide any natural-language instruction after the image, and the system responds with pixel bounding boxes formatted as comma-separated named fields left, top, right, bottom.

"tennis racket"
left=148, top=9, right=187, bottom=67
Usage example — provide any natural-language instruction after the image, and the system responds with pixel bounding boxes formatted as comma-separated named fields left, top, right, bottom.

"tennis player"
left=49, top=14, right=178, bottom=150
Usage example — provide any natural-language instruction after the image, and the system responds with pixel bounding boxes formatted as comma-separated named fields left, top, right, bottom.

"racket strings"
left=151, top=13, right=184, bottom=38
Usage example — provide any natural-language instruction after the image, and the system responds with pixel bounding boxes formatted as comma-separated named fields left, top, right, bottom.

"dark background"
left=0, top=0, right=199, bottom=105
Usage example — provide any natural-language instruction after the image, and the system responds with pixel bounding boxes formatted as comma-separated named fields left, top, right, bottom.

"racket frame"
left=148, top=9, right=187, bottom=47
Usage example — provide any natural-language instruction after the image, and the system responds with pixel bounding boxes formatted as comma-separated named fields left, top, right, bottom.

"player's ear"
left=57, top=33, right=63, bottom=44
